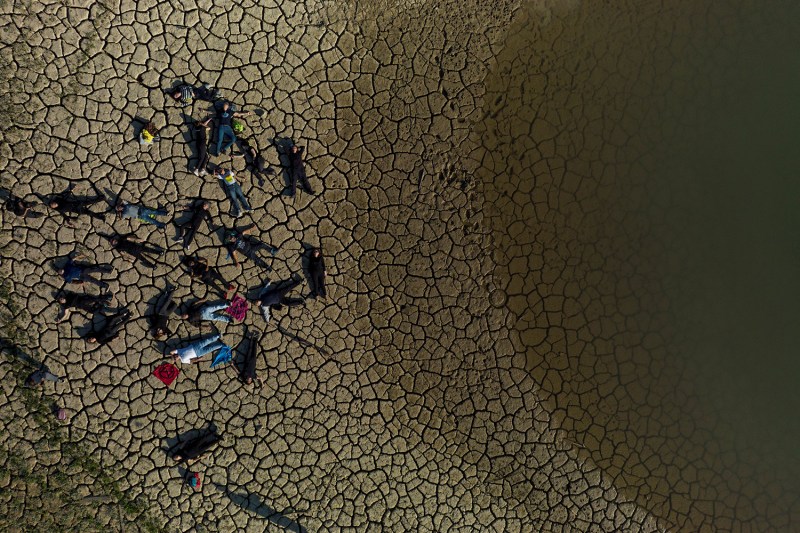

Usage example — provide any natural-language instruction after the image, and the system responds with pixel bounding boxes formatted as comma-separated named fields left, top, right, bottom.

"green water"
left=477, top=0, right=800, bottom=526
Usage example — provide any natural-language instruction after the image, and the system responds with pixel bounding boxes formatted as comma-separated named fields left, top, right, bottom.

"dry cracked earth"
left=0, top=0, right=797, bottom=531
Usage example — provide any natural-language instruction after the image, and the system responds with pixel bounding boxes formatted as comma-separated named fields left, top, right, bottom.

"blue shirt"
left=62, top=260, right=82, bottom=281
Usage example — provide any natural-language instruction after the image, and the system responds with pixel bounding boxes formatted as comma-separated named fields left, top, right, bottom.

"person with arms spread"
left=224, top=225, right=277, bottom=269
left=182, top=256, right=236, bottom=298
left=56, top=291, right=113, bottom=323
left=109, top=234, right=165, bottom=269
left=46, top=183, right=106, bottom=225
left=174, top=199, right=213, bottom=252
left=215, top=101, right=251, bottom=156
left=82, top=308, right=133, bottom=346
left=114, top=199, right=169, bottom=229
left=58, top=253, right=114, bottom=289
left=253, top=276, right=305, bottom=323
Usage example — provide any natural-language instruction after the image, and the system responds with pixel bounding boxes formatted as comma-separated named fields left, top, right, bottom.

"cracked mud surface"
left=1, top=0, right=798, bottom=531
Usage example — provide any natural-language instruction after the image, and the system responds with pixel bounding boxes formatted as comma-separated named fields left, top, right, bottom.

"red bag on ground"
left=153, top=363, right=180, bottom=386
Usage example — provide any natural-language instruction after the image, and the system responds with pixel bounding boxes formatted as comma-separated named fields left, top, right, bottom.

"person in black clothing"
left=109, top=234, right=164, bottom=268
left=308, top=247, right=328, bottom=299
left=224, top=226, right=277, bottom=269
left=83, top=308, right=133, bottom=345
left=241, top=329, right=263, bottom=386
left=239, top=137, right=274, bottom=186
left=171, top=428, right=222, bottom=463
left=151, top=285, right=179, bottom=339
left=46, top=183, right=106, bottom=225
left=192, top=118, right=213, bottom=176
left=254, top=276, right=305, bottom=323
left=58, top=254, right=114, bottom=289
left=183, top=256, right=236, bottom=298
left=174, top=199, right=212, bottom=252
left=288, top=144, right=314, bottom=196
left=4, top=194, right=41, bottom=218
left=56, top=291, right=113, bottom=323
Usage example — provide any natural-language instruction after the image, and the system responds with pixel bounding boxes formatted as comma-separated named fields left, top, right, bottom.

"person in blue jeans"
left=169, top=333, right=227, bottom=365
left=215, top=102, right=251, bottom=155
left=180, top=297, right=235, bottom=328
left=114, top=200, right=169, bottom=228
left=214, top=168, right=251, bottom=217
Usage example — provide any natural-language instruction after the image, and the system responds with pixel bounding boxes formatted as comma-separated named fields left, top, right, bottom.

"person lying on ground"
left=82, top=308, right=133, bottom=345
left=114, top=199, right=169, bottom=229
left=241, top=329, right=263, bottom=386
left=214, top=167, right=252, bottom=218
left=139, top=121, right=161, bottom=146
left=182, top=255, right=235, bottom=298
left=168, top=333, right=227, bottom=366
left=170, top=427, right=222, bottom=463
left=56, top=291, right=113, bottom=323
left=58, top=254, right=113, bottom=289
left=224, top=225, right=277, bottom=269
left=170, top=82, right=223, bottom=107
left=288, top=143, right=314, bottom=196
left=308, top=247, right=328, bottom=299
left=215, top=101, right=251, bottom=155
left=174, top=199, right=212, bottom=252
left=238, top=137, right=274, bottom=186
left=4, top=194, right=41, bottom=218
left=151, top=285, right=179, bottom=339
left=25, top=364, right=62, bottom=387
left=180, top=297, right=234, bottom=326
left=192, top=118, right=213, bottom=176
left=253, top=276, right=305, bottom=323
left=46, top=183, right=106, bottom=225
left=109, top=234, right=165, bottom=269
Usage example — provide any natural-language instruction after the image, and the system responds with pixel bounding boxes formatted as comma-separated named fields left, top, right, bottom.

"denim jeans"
left=225, top=183, right=251, bottom=216
left=217, top=125, right=236, bottom=154
left=138, top=207, right=168, bottom=228
left=200, top=303, right=232, bottom=323
left=186, top=334, right=225, bottom=357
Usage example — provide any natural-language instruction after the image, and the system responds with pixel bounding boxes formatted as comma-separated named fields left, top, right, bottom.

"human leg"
left=200, top=303, right=232, bottom=323
left=299, top=170, right=314, bottom=194
left=230, top=183, right=251, bottom=212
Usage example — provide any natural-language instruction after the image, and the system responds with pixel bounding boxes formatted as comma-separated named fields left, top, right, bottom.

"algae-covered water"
left=476, top=0, right=800, bottom=526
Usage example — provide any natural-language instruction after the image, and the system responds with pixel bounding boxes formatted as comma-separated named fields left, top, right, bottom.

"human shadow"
left=214, top=483, right=307, bottom=533
left=162, top=422, right=218, bottom=460
left=0, top=339, right=44, bottom=369
left=273, top=137, right=295, bottom=196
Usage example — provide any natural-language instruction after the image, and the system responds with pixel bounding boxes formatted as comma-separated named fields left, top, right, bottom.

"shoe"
left=184, top=244, right=191, bottom=252
left=193, top=169, right=200, bottom=176
left=199, top=170, right=208, bottom=177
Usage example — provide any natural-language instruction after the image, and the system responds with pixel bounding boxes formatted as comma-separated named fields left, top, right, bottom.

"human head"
left=50, top=201, right=59, bottom=209
left=58, top=296, right=66, bottom=304
left=222, top=102, right=230, bottom=111
left=115, top=204, right=123, bottom=213
left=185, top=256, right=196, bottom=268
left=110, top=237, right=119, bottom=246
left=291, top=145, right=299, bottom=153
left=180, top=313, right=189, bottom=320
left=153, top=327, right=165, bottom=338
left=245, top=377, right=253, bottom=385
left=172, top=90, right=181, bottom=100
left=312, top=248, right=321, bottom=258
left=58, top=268, right=65, bottom=276
left=201, top=202, right=210, bottom=211
left=146, top=121, right=157, bottom=133
left=87, top=337, right=97, bottom=344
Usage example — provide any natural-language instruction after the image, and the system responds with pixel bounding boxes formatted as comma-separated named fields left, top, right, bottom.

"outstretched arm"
left=55, top=307, right=70, bottom=324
